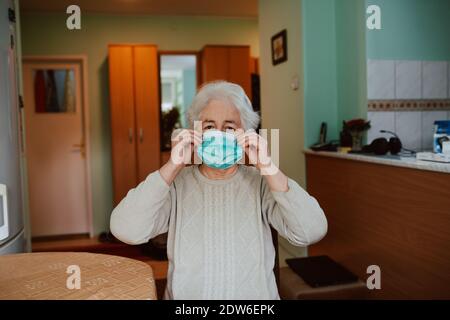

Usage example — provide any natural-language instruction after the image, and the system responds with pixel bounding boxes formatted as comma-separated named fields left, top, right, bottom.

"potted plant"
left=343, top=119, right=371, bottom=151
left=161, top=106, right=181, bottom=151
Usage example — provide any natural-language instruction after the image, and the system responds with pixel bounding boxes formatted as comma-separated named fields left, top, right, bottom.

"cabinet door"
left=202, top=46, right=229, bottom=83
left=202, top=46, right=251, bottom=98
left=108, top=45, right=137, bottom=205
left=228, top=46, right=251, bottom=98
left=133, top=45, right=161, bottom=182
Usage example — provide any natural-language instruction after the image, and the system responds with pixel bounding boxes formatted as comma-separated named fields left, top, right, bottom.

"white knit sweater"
left=110, top=165, right=327, bottom=300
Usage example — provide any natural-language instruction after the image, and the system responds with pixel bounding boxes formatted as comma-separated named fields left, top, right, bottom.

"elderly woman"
left=110, top=81, right=327, bottom=300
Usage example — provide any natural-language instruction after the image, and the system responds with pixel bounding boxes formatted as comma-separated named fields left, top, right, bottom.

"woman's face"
left=199, top=100, right=243, bottom=132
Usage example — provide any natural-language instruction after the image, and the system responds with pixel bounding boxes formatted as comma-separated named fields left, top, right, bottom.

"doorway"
left=154, top=51, right=199, bottom=248
left=159, top=52, right=200, bottom=154
left=22, top=56, right=92, bottom=238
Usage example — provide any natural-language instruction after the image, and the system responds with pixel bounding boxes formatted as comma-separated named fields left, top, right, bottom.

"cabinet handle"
left=72, top=142, right=86, bottom=158
left=128, top=128, right=133, bottom=143
left=139, top=128, right=144, bottom=143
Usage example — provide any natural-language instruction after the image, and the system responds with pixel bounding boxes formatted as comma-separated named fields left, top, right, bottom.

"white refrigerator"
left=0, top=0, right=26, bottom=255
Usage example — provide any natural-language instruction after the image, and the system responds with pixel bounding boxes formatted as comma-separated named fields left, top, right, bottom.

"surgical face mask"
left=197, top=130, right=243, bottom=170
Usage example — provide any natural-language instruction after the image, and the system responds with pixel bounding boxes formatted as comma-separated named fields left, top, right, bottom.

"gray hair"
left=187, top=80, right=260, bottom=130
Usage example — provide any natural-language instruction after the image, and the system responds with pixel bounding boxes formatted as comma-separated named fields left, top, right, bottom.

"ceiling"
left=20, top=0, right=258, bottom=18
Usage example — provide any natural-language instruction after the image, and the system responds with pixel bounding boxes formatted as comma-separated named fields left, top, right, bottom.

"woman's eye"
left=203, top=125, right=215, bottom=130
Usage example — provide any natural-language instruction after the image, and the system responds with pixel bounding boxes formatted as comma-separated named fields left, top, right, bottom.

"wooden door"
left=202, top=46, right=229, bottom=83
left=228, top=46, right=251, bottom=97
left=108, top=45, right=137, bottom=205
left=133, top=45, right=161, bottom=182
left=23, top=60, right=90, bottom=236
left=201, top=45, right=251, bottom=98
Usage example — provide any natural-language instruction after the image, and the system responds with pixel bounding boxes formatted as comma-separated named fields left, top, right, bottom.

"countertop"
left=304, top=149, right=450, bottom=174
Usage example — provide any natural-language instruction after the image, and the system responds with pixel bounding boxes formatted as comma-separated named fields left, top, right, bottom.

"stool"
left=279, top=266, right=368, bottom=299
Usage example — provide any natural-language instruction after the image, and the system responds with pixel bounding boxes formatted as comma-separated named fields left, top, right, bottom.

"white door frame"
left=22, top=55, right=94, bottom=237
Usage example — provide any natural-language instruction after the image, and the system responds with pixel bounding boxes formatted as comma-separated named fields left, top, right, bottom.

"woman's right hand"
left=159, top=129, right=202, bottom=185
left=170, top=129, right=202, bottom=169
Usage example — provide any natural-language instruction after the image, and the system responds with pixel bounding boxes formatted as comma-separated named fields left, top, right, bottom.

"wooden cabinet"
left=201, top=45, right=251, bottom=97
left=108, top=44, right=160, bottom=205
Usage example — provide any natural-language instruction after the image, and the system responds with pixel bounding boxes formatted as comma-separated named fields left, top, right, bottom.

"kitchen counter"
left=305, top=151, right=450, bottom=299
left=304, top=149, right=450, bottom=174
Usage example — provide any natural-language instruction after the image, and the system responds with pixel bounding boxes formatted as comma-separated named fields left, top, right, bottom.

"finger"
left=245, top=137, right=259, bottom=154
left=177, top=133, right=193, bottom=149
left=192, top=130, right=202, bottom=140
left=193, top=130, right=203, bottom=139
left=237, top=137, right=246, bottom=147
left=234, top=128, right=245, bottom=138
left=191, top=133, right=202, bottom=147
left=174, top=129, right=191, bottom=144
left=242, top=139, right=257, bottom=151
left=247, top=134, right=259, bottom=149
left=238, top=132, right=256, bottom=146
left=246, top=147, right=258, bottom=165
left=236, top=131, right=248, bottom=146
left=171, top=129, right=184, bottom=144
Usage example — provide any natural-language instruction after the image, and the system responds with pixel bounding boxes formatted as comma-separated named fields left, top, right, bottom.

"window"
left=33, top=69, right=76, bottom=113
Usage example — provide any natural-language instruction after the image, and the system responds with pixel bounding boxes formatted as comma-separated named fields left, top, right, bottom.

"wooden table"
left=0, top=252, right=157, bottom=300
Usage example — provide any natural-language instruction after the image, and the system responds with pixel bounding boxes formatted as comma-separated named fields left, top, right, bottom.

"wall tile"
left=395, top=111, right=422, bottom=151
left=395, top=60, right=421, bottom=99
left=421, top=111, right=448, bottom=151
left=367, top=111, right=395, bottom=143
left=367, top=60, right=395, bottom=100
left=422, top=61, right=448, bottom=99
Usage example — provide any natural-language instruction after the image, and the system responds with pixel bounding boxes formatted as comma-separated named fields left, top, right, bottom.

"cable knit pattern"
left=110, top=165, right=327, bottom=300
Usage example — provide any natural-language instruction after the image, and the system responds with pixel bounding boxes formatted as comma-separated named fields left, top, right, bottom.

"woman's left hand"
left=236, top=131, right=277, bottom=174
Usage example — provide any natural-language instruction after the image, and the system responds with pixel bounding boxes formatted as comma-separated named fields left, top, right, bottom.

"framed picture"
left=271, top=29, right=287, bottom=65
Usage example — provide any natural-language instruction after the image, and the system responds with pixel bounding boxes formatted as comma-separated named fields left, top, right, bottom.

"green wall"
left=302, top=0, right=338, bottom=148
left=303, top=0, right=367, bottom=148
left=21, top=13, right=259, bottom=235
left=366, top=0, right=450, bottom=60
left=335, top=1, right=367, bottom=126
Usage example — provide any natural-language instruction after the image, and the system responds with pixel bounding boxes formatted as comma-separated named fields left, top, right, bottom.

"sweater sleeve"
left=110, top=170, right=172, bottom=245
left=261, top=177, right=328, bottom=246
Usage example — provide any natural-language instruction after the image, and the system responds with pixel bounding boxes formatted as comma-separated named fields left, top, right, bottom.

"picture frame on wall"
left=271, top=29, right=287, bottom=66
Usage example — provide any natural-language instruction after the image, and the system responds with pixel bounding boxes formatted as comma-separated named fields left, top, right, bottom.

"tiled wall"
left=368, top=60, right=450, bottom=100
left=367, top=110, right=450, bottom=152
left=367, top=60, right=450, bottom=151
